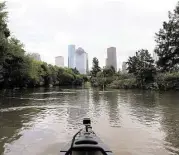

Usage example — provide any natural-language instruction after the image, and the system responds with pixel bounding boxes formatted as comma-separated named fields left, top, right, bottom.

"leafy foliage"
left=156, top=72, right=179, bottom=90
left=155, top=3, right=179, bottom=72
left=90, top=57, right=101, bottom=77
left=103, top=66, right=115, bottom=77
left=71, top=67, right=80, bottom=74
left=0, top=1, right=84, bottom=89
left=127, top=49, right=156, bottom=87
left=90, top=58, right=118, bottom=88
left=108, top=78, right=137, bottom=89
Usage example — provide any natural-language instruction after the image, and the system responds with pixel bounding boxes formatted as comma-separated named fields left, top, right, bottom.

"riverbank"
left=90, top=72, right=179, bottom=91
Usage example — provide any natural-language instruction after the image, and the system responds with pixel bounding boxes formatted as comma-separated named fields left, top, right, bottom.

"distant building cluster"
left=68, top=45, right=89, bottom=74
left=105, top=47, right=128, bottom=73
left=33, top=45, right=130, bottom=75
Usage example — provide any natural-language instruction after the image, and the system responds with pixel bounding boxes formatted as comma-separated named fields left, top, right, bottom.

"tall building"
left=68, top=45, right=76, bottom=68
left=55, top=56, right=64, bottom=67
left=75, top=47, right=88, bottom=74
left=106, top=47, right=117, bottom=71
left=122, top=62, right=127, bottom=73
left=30, top=53, right=41, bottom=61
left=105, top=58, right=108, bottom=66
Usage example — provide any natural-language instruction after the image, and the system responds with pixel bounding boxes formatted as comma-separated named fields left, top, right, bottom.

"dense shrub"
left=156, top=72, right=179, bottom=90
left=108, top=78, right=137, bottom=89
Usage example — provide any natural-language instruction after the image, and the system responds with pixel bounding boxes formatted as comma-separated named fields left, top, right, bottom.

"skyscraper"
left=30, top=53, right=41, bottom=61
left=68, top=45, right=76, bottom=68
left=106, top=47, right=117, bottom=71
left=55, top=56, right=64, bottom=67
left=122, top=62, right=127, bottom=73
left=75, top=47, right=88, bottom=74
left=105, top=58, right=108, bottom=67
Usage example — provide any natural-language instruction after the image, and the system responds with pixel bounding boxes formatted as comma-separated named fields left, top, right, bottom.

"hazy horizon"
left=6, top=0, right=179, bottom=69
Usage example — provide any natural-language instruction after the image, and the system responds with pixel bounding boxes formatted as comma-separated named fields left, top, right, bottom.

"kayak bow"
left=60, top=118, right=113, bottom=155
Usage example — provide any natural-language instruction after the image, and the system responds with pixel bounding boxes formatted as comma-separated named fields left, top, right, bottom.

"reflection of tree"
left=0, top=107, right=41, bottom=154
left=158, top=92, right=179, bottom=154
left=0, top=110, right=23, bottom=154
left=104, top=91, right=120, bottom=127
left=90, top=90, right=102, bottom=118
left=118, top=90, right=179, bottom=154
left=92, top=90, right=100, bottom=104
left=122, top=89, right=159, bottom=126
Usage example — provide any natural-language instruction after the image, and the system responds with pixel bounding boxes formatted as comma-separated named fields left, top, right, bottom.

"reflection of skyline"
left=90, top=90, right=101, bottom=118
left=90, top=90, right=121, bottom=127
left=66, top=89, right=90, bottom=129
left=104, top=92, right=120, bottom=127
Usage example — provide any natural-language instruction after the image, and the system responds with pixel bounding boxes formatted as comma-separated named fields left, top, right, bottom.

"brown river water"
left=0, top=87, right=179, bottom=155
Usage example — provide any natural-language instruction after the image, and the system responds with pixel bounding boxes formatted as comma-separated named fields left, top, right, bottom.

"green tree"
left=0, top=2, right=10, bottom=87
left=0, top=2, right=10, bottom=63
left=81, top=74, right=88, bottom=82
left=0, top=2, right=10, bottom=38
left=127, top=49, right=156, bottom=87
left=2, top=37, right=29, bottom=88
left=96, top=71, right=106, bottom=88
left=48, top=64, right=59, bottom=85
left=27, top=59, right=41, bottom=87
left=72, top=67, right=80, bottom=74
left=0, top=1, right=84, bottom=89
left=0, top=65, right=3, bottom=84
left=90, top=57, right=101, bottom=77
left=103, top=66, right=115, bottom=77
left=73, top=74, right=83, bottom=85
left=57, top=70, right=74, bottom=86
left=40, top=62, right=51, bottom=86
left=155, top=2, right=179, bottom=72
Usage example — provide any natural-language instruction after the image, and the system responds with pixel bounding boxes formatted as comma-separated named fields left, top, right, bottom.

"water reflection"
left=158, top=92, right=179, bottom=154
left=104, top=91, right=120, bottom=127
left=90, top=90, right=101, bottom=117
left=0, top=88, right=179, bottom=155
left=0, top=107, right=42, bottom=154
left=67, top=89, right=90, bottom=129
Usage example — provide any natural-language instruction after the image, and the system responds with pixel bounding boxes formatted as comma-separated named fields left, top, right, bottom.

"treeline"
left=90, top=57, right=137, bottom=89
left=0, top=2, right=87, bottom=89
left=90, top=2, right=179, bottom=91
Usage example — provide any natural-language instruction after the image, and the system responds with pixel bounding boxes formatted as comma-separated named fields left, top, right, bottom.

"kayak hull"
left=60, top=129, right=113, bottom=155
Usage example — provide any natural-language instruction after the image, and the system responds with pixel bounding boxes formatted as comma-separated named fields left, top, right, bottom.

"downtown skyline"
left=56, top=45, right=118, bottom=71
left=34, top=44, right=157, bottom=71
left=6, top=0, right=179, bottom=69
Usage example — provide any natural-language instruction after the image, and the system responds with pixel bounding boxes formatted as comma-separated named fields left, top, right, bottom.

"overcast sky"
left=6, top=0, right=178, bottom=69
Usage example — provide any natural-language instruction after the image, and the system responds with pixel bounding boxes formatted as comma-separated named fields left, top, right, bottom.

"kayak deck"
left=60, top=118, right=113, bottom=155
left=60, top=129, right=113, bottom=155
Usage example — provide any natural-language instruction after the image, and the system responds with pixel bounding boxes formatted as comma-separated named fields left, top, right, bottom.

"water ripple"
left=0, top=88, right=179, bottom=155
